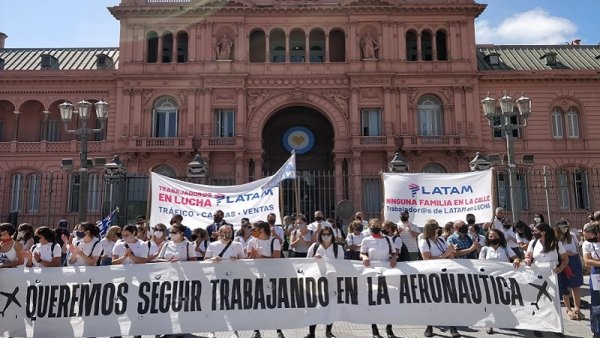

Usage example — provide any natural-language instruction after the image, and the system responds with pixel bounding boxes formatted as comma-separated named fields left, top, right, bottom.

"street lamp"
left=481, top=92, right=531, bottom=222
left=59, top=99, right=109, bottom=223
left=469, top=152, right=492, bottom=172
left=188, top=153, right=208, bottom=183
left=388, top=152, right=409, bottom=173
left=104, top=155, right=126, bottom=224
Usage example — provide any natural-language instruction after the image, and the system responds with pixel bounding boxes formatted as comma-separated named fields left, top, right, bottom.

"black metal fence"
left=0, top=167, right=597, bottom=230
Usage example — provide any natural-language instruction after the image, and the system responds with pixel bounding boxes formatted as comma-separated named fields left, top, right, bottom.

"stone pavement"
left=138, top=277, right=594, bottom=338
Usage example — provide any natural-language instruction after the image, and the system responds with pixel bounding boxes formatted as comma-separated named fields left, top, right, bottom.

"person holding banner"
left=555, top=218, right=585, bottom=321
left=290, top=215, right=314, bottom=258
left=418, top=219, right=460, bottom=338
left=360, top=219, right=399, bottom=338
left=205, top=225, right=244, bottom=261
left=158, top=224, right=196, bottom=262
left=99, top=225, right=121, bottom=265
left=147, top=223, right=168, bottom=262
left=247, top=221, right=285, bottom=338
left=234, top=218, right=253, bottom=256
left=397, top=210, right=420, bottom=261
left=191, top=227, right=209, bottom=261
left=112, top=225, right=149, bottom=265
left=0, top=223, right=24, bottom=268
left=345, top=220, right=365, bottom=260
left=66, top=222, right=102, bottom=267
left=25, top=226, right=61, bottom=268
left=304, top=228, right=343, bottom=338
left=582, top=222, right=600, bottom=338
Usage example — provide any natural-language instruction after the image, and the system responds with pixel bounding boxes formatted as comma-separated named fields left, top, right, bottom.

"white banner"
left=149, top=172, right=281, bottom=229
left=383, top=170, right=494, bottom=226
left=0, top=260, right=562, bottom=337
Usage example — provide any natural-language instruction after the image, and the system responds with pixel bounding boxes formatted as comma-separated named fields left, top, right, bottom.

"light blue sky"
left=2, top=0, right=599, bottom=48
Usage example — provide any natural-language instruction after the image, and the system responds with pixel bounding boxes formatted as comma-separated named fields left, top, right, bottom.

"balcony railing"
left=128, top=137, right=193, bottom=152
left=400, top=135, right=473, bottom=151
left=351, top=135, right=396, bottom=150
left=0, top=141, right=104, bottom=153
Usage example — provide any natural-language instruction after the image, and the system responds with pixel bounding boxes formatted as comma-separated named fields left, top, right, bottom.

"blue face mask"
left=75, top=231, right=85, bottom=239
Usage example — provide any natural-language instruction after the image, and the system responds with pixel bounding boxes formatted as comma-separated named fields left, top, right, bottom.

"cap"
left=401, top=210, right=409, bottom=216
left=57, top=219, right=68, bottom=229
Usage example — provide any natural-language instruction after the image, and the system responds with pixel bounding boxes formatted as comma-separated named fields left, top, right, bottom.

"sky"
left=1, top=0, right=599, bottom=48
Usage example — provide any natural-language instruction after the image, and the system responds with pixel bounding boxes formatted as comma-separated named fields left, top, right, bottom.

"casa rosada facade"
left=0, top=0, right=599, bottom=225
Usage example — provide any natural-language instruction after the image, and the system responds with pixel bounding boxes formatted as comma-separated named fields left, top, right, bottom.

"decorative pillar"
left=189, top=24, right=197, bottom=62
left=265, top=33, right=270, bottom=63
left=350, top=88, right=359, bottom=136
left=351, top=153, right=362, bottom=213
left=432, top=32, right=438, bottom=61
left=203, top=88, right=212, bottom=137
left=349, top=22, right=357, bottom=61
left=236, top=88, right=245, bottom=135
left=235, top=152, right=244, bottom=184
left=416, top=31, right=422, bottom=61
left=157, top=34, right=163, bottom=63
left=383, top=87, right=392, bottom=135
left=398, top=23, right=406, bottom=61
left=305, top=33, right=310, bottom=63
left=334, top=157, right=344, bottom=203
left=285, top=33, right=290, bottom=62
left=324, top=32, right=330, bottom=62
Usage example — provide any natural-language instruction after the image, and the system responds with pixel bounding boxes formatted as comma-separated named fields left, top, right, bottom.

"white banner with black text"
left=0, top=259, right=562, bottom=337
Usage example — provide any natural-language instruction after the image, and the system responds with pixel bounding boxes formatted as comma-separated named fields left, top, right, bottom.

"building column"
left=236, top=88, right=245, bottom=135
left=157, top=35, right=163, bottom=63
left=334, top=157, right=344, bottom=203
left=305, top=33, right=310, bottom=63
left=432, top=32, right=438, bottom=61
left=203, top=88, right=212, bottom=137
left=351, top=153, right=362, bottom=213
left=349, top=22, right=357, bottom=61
left=265, top=33, right=270, bottom=63
left=383, top=87, right=392, bottom=135
left=350, top=88, right=360, bottom=136
left=416, top=32, right=422, bottom=61
left=324, top=32, right=330, bottom=62
left=398, top=23, right=406, bottom=61
left=188, top=25, right=197, bottom=62
left=254, top=156, right=263, bottom=179
left=235, top=152, right=244, bottom=184
left=285, top=33, right=290, bottom=62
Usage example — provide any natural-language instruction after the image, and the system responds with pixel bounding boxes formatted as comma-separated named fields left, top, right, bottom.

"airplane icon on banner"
left=0, top=287, right=21, bottom=317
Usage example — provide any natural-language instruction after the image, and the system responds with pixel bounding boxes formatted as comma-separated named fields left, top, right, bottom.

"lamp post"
left=188, top=153, right=208, bottom=183
left=104, top=155, right=126, bottom=223
left=59, top=99, right=109, bottom=223
left=469, top=152, right=492, bottom=172
left=481, top=92, right=531, bottom=222
left=388, top=152, right=409, bottom=173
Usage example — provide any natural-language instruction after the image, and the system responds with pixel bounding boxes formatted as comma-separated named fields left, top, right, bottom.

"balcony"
left=351, top=135, right=396, bottom=151
left=199, top=136, right=245, bottom=151
left=0, top=141, right=104, bottom=154
left=400, top=135, right=474, bottom=152
left=126, top=137, right=193, bottom=153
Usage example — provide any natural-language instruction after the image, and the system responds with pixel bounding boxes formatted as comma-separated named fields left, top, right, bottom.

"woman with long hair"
left=0, top=223, right=24, bottom=268
left=27, top=226, right=61, bottom=267
left=147, top=223, right=168, bottom=262
left=515, top=220, right=533, bottom=256
left=67, top=222, right=102, bottom=266
left=158, top=224, right=196, bottom=262
left=582, top=222, right=600, bottom=338
left=555, top=218, right=585, bottom=321
left=112, top=224, right=148, bottom=265
left=345, top=220, right=365, bottom=260
left=99, top=225, right=121, bottom=265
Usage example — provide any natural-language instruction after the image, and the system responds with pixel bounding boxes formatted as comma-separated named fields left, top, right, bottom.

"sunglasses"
left=321, top=233, right=333, bottom=236
left=152, top=228, right=162, bottom=231
left=169, top=231, right=179, bottom=234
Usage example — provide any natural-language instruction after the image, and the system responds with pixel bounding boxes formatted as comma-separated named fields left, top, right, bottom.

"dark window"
left=309, top=29, right=325, bottom=63
left=290, top=29, right=306, bottom=63
left=162, top=32, right=173, bottom=63
left=147, top=31, right=159, bottom=63
left=436, top=30, right=448, bottom=60
left=406, top=31, right=418, bottom=61
left=269, top=29, right=286, bottom=63
left=177, top=31, right=188, bottom=63
left=421, top=31, right=433, bottom=61
left=249, top=30, right=266, bottom=63
left=328, top=29, right=346, bottom=62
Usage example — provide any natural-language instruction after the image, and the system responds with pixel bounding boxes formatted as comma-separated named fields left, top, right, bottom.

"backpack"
left=530, top=239, right=561, bottom=266
left=392, top=235, right=412, bottom=262
left=269, top=238, right=283, bottom=258
left=32, top=242, right=58, bottom=258
left=311, top=242, right=339, bottom=258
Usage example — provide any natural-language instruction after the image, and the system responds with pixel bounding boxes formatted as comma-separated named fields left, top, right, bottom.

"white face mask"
left=560, top=227, right=569, bottom=234
left=171, top=233, right=182, bottom=241
left=534, top=217, right=541, bottom=223
left=17, top=231, right=25, bottom=239
left=154, top=231, right=164, bottom=239
left=321, top=234, right=333, bottom=243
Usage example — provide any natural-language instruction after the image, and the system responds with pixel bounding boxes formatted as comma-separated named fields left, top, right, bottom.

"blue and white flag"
left=262, top=152, right=297, bottom=191
left=98, top=207, right=119, bottom=238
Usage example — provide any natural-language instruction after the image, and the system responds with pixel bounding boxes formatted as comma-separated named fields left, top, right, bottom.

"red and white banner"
left=0, top=260, right=562, bottom=337
left=383, top=170, right=494, bottom=226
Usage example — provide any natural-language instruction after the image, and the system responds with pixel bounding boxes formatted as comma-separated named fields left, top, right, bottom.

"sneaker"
left=486, top=328, right=494, bottom=334
left=449, top=327, right=460, bottom=338
left=424, top=326, right=433, bottom=337
left=325, top=332, right=336, bottom=338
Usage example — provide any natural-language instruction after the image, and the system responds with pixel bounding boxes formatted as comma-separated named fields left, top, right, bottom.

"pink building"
left=0, top=0, right=599, bottom=226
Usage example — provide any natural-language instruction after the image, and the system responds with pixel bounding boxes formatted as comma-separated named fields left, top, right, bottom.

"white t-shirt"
left=390, top=235, right=403, bottom=253
left=100, top=238, right=116, bottom=259
left=307, top=243, right=344, bottom=260
left=515, top=232, right=530, bottom=246
left=527, top=240, right=566, bottom=265
left=418, top=237, right=447, bottom=258
left=31, top=242, right=62, bottom=267
left=561, top=232, right=579, bottom=254
left=159, top=240, right=196, bottom=261
left=582, top=241, right=600, bottom=260
left=496, top=225, right=518, bottom=248
left=479, top=245, right=516, bottom=262
left=148, top=240, right=167, bottom=261
left=68, top=238, right=102, bottom=266
left=271, top=225, right=285, bottom=244
left=192, top=239, right=209, bottom=258
left=234, top=235, right=251, bottom=252
left=205, top=241, right=245, bottom=260
left=308, top=220, right=332, bottom=232
left=360, top=236, right=392, bottom=262
left=112, top=239, right=149, bottom=264
left=346, top=232, right=366, bottom=252
left=247, top=237, right=281, bottom=258
left=398, top=222, right=420, bottom=253
left=291, top=229, right=313, bottom=253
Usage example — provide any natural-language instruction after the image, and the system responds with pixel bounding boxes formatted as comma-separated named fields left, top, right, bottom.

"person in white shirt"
left=148, top=223, right=168, bottom=262
left=0, top=223, right=24, bottom=268
left=26, top=226, right=61, bottom=267
left=191, top=227, right=209, bottom=261
left=493, top=212, right=520, bottom=258
left=158, top=224, right=196, bottom=262
left=355, top=211, right=371, bottom=237
left=67, top=222, right=102, bottom=267
left=99, top=226, right=121, bottom=266
left=305, top=228, right=343, bottom=338
left=234, top=218, right=253, bottom=256
left=205, top=225, right=244, bottom=261
left=267, top=212, right=285, bottom=245
left=555, top=219, right=585, bottom=321
left=397, top=210, right=420, bottom=261
left=345, top=220, right=365, bottom=260
left=112, top=224, right=148, bottom=265
left=289, top=215, right=314, bottom=258
left=360, top=219, right=398, bottom=338
left=581, top=222, right=600, bottom=338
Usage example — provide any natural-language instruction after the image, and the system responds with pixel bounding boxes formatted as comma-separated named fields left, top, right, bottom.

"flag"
left=98, top=207, right=119, bottom=238
left=261, top=151, right=297, bottom=191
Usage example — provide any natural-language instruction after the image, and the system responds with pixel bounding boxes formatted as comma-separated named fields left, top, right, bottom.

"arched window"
left=147, top=31, right=158, bottom=63
left=551, top=106, right=580, bottom=139
left=153, top=165, right=177, bottom=178
left=557, top=168, right=590, bottom=210
left=566, top=107, right=580, bottom=138
left=406, top=30, right=418, bottom=61
left=551, top=107, right=564, bottom=138
left=249, top=30, right=266, bottom=63
left=421, top=31, right=433, bottom=61
left=417, top=95, right=443, bottom=136
left=153, top=97, right=178, bottom=137
left=176, top=31, right=188, bottom=63
left=328, top=29, right=345, bottom=62
left=269, top=29, right=286, bottom=63
left=162, top=32, right=173, bottom=63
left=67, top=172, right=101, bottom=213
left=290, top=29, right=306, bottom=63
left=421, top=163, right=446, bottom=173
left=309, top=29, right=325, bottom=63
left=436, top=30, right=448, bottom=61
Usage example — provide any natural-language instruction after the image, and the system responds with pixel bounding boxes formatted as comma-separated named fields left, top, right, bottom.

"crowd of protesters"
left=0, top=207, right=598, bottom=338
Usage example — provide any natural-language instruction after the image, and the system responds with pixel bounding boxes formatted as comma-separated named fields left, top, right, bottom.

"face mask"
left=171, top=233, right=182, bottom=241
left=33, top=235, right=40, bottom=243
left=214, top=216, right=222, bottom=223
left=315, top=217, right=323, bottom=222
left=1, top=237, right=12, bottom=244
left=381, top=229, right=389, bottom=236
left=503, top=223, right=512, bottom=229
left=586, top=237, right=598, bottom=243
left=190, top=234, right=198, bottom=241
left=154, top=231, right=164, bottom=239
left=534, top=217, right=541, bottom=223
left=489, top=238, right=500, bottom=246
left=436, top=228, right=442, bottom=237
left=321, top=234, right=332, bottom=243
left=400, top=216, right=409, bottom=222
left=533, top=232, right=542, bottom=240
left=356, top=225, right=363, bottom=232
left=467, top=219, right=475, bottom=225
left=75, top=231, right=85, bottom=239
left=222, top=233, right=232, bottom=241
left=560, top=227, right=569, bottom=234
left=458, top=225, right=469, bottom=234
left=268, top=219, right=275, bottom=225
left=17, top=231, right=25, bottom=239
left=371, top=227, right=381, bottom=235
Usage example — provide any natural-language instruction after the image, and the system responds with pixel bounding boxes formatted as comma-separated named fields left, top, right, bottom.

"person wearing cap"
left=397, top=210, right=420, bottom=260
left=555, top=218, right=585, bottom=321
left=581, top=222, right=600, bottom=338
